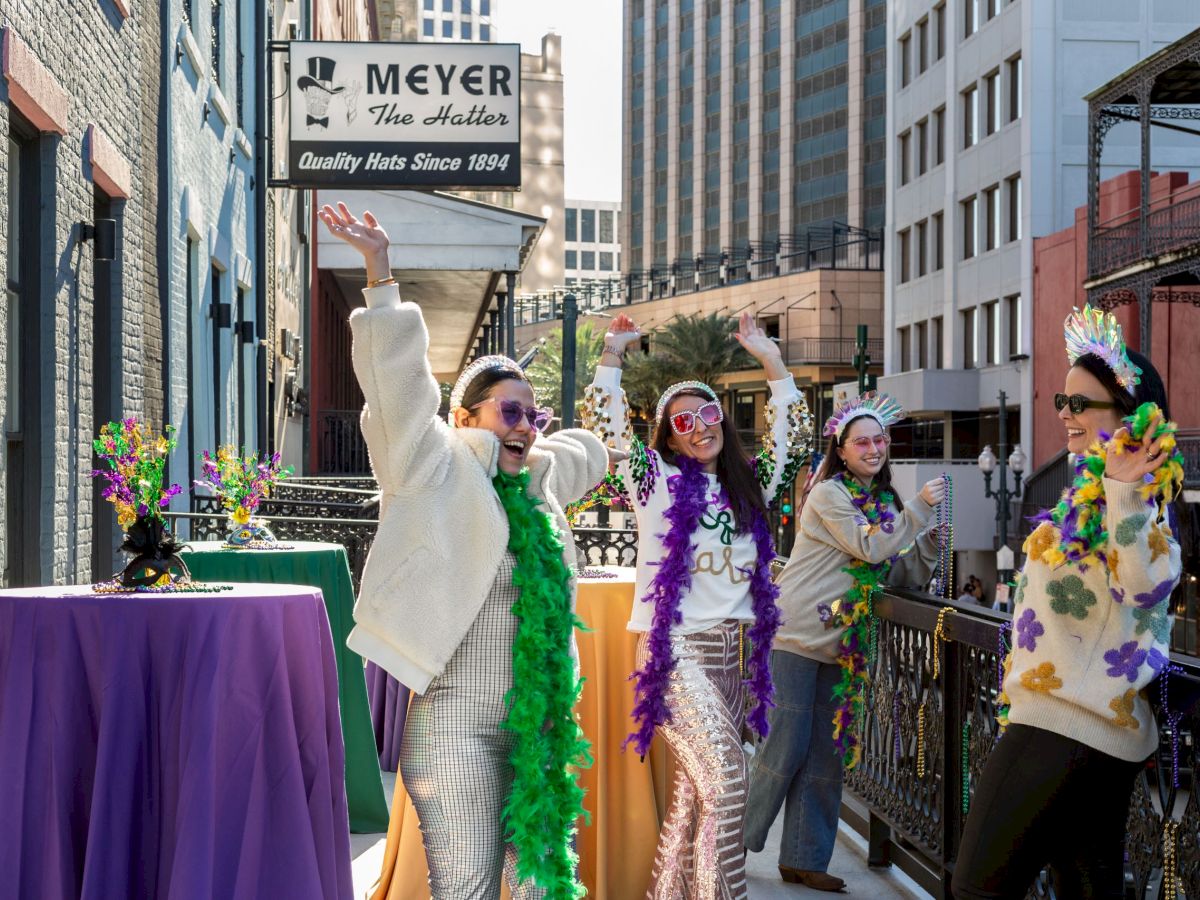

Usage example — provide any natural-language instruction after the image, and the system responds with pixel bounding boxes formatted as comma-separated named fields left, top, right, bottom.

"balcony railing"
left=1088, top=190, right=1200, bottom=282
left=782, top=336, right=883, bottom=366
left=318, top=409, right=371, bottom=475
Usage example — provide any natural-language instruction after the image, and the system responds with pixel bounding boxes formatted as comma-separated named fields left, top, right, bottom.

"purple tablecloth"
left=0, top=583, right=353, bottom=900
left=366, top=661, right=410, bottom=773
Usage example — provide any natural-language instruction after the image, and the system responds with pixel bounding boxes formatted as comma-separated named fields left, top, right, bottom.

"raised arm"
left=321, top=202, right=450, bottom=491
left=732, top=312, right=814, bottom=506
left=803, top=478, right=940, bottom=566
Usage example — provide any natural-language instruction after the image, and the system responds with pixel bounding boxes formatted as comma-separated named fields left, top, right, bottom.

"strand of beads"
left=893, top=690, right=902, bottom=762
left=1160, top=662, right=1183, bottom=788
left=92, top=579, right=235, bottom=594
left=961, top=721, right=971, bottom=814
left=738, top=623, right=745, bottom=678
left=995, top=622, right=1012, bottom=746
left=1163, top=820, right=1179, bottom=900
left=917, top=704, right=926, bottom=778
left=917, top=607, right=955, bottom=779
left=934, top=473, right=954, bottom=599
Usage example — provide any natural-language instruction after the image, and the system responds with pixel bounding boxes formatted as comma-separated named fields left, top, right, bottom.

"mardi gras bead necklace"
left=917, top=607, right=955, bottom=779
left=932, top=473, right=954, bottom=599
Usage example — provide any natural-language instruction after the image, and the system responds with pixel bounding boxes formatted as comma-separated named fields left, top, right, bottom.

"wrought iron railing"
left=317, top=409, right=371, bottom=476
left=1088, top=191, right=1200, bottom=282
left=782, top=337, right=883, bottom=366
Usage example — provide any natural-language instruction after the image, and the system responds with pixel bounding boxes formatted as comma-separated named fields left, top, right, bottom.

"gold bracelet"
left=366, top=275, right=396, bottom=289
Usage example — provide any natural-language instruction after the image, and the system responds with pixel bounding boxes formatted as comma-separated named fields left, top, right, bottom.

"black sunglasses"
left=1054, top=393, right=1116, bottom=415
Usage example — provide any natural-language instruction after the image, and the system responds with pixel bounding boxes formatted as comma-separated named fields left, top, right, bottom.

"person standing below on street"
left=742, top=393, right=946, bottom=892
left=582, top=312, right=813, bottom=899
left=953, top=306, right=1183, bottom=899
left=319, top=202, right=611, bottom=899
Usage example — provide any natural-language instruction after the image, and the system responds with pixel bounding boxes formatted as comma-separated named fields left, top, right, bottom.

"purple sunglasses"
left=471, top=397, right=554, bottom=432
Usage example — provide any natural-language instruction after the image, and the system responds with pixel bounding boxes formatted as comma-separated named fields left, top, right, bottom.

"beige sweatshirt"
left=773, top=477, right=939, bottom=664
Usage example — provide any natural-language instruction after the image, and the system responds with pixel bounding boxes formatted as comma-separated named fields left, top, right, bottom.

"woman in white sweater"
left=582, top=312, right=813, bottom=899
left=319, top=203, right=609, bottom=900
left=743, top=393, right=945, bottom=892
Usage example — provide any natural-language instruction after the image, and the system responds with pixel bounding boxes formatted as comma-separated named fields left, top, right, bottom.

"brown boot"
left=778, top=866, right=847, bottom=892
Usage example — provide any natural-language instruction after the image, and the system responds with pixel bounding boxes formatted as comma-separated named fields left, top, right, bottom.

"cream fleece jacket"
left=1004, top=477, right=1181, bottom=761
left=345, top=284, right=609, bottom=693
left=773, top=477, right=939, bottom=664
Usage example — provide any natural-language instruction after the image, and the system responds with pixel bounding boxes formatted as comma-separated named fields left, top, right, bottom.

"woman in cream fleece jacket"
left=953, top=312, right=1183, bottom=900
left=743, top=396, right=945, bottom=892
left=319, top=203, right=609, bottom=899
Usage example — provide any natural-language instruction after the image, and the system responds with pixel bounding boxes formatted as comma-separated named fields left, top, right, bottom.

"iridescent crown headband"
left=1064, top=304, right=1141, bottom=394
left=448, top=354, right=526, bottom=427
left=823, top=391, right=905, bottom=440
left=655, top=381, right=719, bottom=424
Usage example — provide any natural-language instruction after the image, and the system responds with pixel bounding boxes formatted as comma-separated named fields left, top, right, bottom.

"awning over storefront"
left=316, top=189, right=543, bottom=379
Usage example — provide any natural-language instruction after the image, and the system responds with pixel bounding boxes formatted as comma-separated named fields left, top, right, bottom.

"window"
left=984, top=300, right=1000, bottom=365
left=443, top=0, right=453, bottom=10
left=899, top=326, right=911, bottom=372
left=915, top=321, right=928, bottom=369
left=461, top=21, right=472, bottom=39
left=1006, top=294, right=1022, bottom=356
left=211, top=265, right=224, bottom=445
left=963, top=307, right=978, bottom=369
left=900, top=33, right=911, bottom=87
left=986, top=0, right=999, bottom=19
left=962, top=84, right=978, bottom=148
left=917, top=119, right=928, bottom=176
left=962, top=195, right=977, bottom=259
left=211, top=0, right=222, bottom=87
left=1007, top=54, right=1022, bottom=122
left=963, top=0, right=978, bottom=37
left=916, top=219, right=928, bottom=276
left=462, top=0, right=471, bottom=10
left=934, top=106, right=946, bottom=165
left=480, top=0, right=490, bottom=13
left=935, top=3, right=946, bottom=59
left=984, top=184, right=999, bottom=251
left=899, top=131, right=911, bottom=186
left=899, top=228, right=911, bottom=283
left=480, top=23, right=491, bottom=40
left=581, top=251, right=596, bottom=270
left=565, top=207, right=577, bottom=241
left=443, top=19, right=454, bottom=37
left=933, top=211, right=945, bottom=270
left=581, top=209, right=596, bottom=243
left=565, top=249, right=578, bottom=269
left=423, top=17, right=434, bottom=36
left=917, top=19, right=929, bottom=73
left=1006, top=174, right=1022, bottom=242
left=933, top=316, right=944, bottom=369
left=984, top=69, right=1000, bottom=135
left=600, top=251, right=614, bottom=271
left=600, top=209, right=614, bottom=243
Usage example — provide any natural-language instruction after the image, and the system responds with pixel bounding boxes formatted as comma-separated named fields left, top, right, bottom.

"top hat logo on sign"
left=299, top=56, right=361, bottom=128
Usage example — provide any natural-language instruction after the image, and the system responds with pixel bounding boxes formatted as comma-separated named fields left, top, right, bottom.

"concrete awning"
left=316, top=189, right=544, bottom=379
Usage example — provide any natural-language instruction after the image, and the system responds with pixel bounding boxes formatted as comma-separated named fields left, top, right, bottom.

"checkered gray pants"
left=399, top=552, right=547, bottom=900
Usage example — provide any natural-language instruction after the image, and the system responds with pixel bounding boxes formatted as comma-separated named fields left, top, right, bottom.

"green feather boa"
left=493, top=469, right=592, bottom=899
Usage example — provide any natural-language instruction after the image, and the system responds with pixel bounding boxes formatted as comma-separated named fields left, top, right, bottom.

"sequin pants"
left=639, top=621, right=749, bottom=900
left=399, top=553, right=546, bottom=900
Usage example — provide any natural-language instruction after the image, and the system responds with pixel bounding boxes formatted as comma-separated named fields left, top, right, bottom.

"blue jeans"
left=743, top=651, right=844, bottom=872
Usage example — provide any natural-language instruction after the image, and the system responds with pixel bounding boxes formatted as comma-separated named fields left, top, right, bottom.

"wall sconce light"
left=80, top=219, right=116, bottom=261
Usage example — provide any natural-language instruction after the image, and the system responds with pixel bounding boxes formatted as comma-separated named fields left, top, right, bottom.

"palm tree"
left=652, top=311, right=755, bottom=388
left=620, top=348, right=680, bottom=422
left=525, top=321, right=605, bottom=425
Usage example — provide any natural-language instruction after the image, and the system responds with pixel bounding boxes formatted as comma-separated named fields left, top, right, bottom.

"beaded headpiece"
left=448, top=354, right=526, bottom=427
left=1063, top=304, right=1141, bottom=394
left=823, top=391, right=905, bottom=440
left=654, top=380, right=719, bottom=424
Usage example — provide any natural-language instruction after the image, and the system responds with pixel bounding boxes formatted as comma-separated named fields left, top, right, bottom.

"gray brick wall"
left=0, top=4, right=163, bottom=585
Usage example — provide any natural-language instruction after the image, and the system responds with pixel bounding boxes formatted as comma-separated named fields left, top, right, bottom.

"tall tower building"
left=377, top=0, right=498, bottom=42
left=621, top=0, right=887, bottom=275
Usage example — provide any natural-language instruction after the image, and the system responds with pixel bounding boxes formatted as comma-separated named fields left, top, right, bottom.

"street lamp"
left=977, top=389, right=1026, bottom=586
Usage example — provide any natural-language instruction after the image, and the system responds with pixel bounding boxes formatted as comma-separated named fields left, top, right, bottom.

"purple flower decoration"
left=1104, top=641, right=1148, bottom=682
left=1147, top=647, right=1169, bottom=674
left=1133, top=579, right=1175, bottom=610
left=1016, top=608, right=1044, bottom=652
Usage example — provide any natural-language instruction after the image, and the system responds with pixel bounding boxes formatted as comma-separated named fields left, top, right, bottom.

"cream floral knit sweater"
left=1003, top=477, right=1181, bottom=762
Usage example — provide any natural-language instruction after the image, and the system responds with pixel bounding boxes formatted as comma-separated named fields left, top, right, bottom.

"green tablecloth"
left=179, top=540, right=389, bottom=833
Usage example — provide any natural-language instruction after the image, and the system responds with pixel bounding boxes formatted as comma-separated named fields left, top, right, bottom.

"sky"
left=500, top=0, right=622, bottom=202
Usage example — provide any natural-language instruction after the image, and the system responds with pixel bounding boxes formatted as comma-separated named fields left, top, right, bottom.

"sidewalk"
left=351, top=772, right=929, bottom=899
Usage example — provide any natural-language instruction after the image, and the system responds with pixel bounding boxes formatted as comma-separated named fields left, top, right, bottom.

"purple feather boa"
left=625, top=454, right=783, bottom=756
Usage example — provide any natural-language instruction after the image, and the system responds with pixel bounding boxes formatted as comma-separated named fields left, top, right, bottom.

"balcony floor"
left=351, top=771, right=929, bottom=899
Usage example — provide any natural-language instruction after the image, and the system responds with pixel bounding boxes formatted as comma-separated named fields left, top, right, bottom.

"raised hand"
left=920, top=476, right=947, bottom=507
left=604, top=313, right=643, bottom=354
left=1104, top=411, right=1169, bottom=484
left=318, top=202, right=390, bottom=281
left=733, top=311, right=787, bottom=379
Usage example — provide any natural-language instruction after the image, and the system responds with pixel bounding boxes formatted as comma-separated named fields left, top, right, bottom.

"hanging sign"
left=283, top=40, right=521, bottom=189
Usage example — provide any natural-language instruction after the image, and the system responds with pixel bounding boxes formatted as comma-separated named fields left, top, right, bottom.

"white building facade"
left=415, top=0, right=497, bottom=42
left=564, top=199, right=622, bottom=289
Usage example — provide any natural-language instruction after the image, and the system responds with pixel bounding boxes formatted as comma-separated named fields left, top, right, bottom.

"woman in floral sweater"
left=953, top=306, right=1184, bottom=899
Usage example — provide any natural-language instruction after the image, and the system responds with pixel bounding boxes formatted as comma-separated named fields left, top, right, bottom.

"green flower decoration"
left=1047, top=575, right=1097, bottom=620
left=1132, top=604, right=1172, bottom=644
left=1115, top=513, right=1149, bottom=547
left=1012, top=573, right=1028, bottom=608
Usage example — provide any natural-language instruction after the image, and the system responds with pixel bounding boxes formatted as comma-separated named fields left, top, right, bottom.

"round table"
left=0, top=582, right=353, bottom=900
left=367, top=567, right=672, bottom=900
left=179, top=540, right=389, bottom=833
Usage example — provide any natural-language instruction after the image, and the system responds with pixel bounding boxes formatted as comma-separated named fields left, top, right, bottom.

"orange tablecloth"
left=366, top=567, right=672, bottom=900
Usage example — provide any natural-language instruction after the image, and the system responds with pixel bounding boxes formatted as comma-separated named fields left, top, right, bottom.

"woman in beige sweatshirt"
left=743, top=393, right=945, bottom=892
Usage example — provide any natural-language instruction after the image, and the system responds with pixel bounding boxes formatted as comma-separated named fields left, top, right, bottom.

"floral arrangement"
left=197, top=446, right=293, bottom=526
left=92, top=419, right=182, bottom=528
